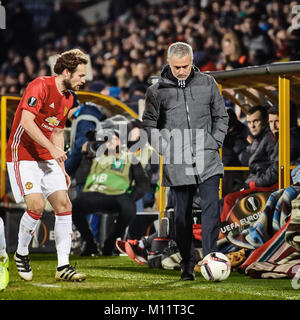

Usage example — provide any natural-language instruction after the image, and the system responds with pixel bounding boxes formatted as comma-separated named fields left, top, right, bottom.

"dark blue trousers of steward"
left=170, top=175, right=220, bottom=271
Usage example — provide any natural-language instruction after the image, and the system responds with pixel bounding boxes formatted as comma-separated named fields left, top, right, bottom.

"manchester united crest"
left=25, top=182, right=33, bottom=190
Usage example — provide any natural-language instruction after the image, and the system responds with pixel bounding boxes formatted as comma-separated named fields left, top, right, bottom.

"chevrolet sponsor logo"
left=45, top=116, right=60, bottom=127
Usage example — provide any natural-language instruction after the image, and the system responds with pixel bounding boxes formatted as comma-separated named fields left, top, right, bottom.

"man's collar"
left=164, top=65, right=195, bottom=88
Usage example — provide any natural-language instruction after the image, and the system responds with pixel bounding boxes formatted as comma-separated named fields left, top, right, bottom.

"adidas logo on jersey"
left=49, top=102, right=55, bottom=108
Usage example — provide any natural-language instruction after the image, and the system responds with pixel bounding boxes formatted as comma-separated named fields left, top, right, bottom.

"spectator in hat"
left=88, top=81, right=106, bottom=93
left=89, top=80, right=121, bottom=100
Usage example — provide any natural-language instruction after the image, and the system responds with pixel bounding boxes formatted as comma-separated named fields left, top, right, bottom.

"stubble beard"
left=63, top=78, right=78, bottom=91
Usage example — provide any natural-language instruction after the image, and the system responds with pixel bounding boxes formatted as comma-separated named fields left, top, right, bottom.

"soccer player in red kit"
left=6, top=49, right=88, bottom=282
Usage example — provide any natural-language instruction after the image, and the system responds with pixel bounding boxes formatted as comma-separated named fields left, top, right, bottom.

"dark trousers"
left=170, top=175, right=220, bottom=270
left=72, top=192, right=136, bottom=253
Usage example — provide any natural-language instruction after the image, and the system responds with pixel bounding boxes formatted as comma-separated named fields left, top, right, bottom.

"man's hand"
left=247, top=135, right=254, bottom=144
left=49, top=145, right=67, bottom=163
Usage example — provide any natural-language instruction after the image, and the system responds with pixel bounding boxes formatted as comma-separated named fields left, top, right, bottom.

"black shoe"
left=180, top=270, right=195, bottom=281
left=180, top=262, right=196, bottom=281
left=80, top=242, right=100, bottom=256
left=102, top=237, right=117, bottom=256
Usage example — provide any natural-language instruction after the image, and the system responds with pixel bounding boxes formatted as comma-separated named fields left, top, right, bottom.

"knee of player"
left=56, top=197, right=72, bottom=212
left=27, top=199, right=46, bottom=215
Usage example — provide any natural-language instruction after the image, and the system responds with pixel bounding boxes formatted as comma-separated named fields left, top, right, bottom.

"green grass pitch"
left=1, top=253, right=300, bottom=301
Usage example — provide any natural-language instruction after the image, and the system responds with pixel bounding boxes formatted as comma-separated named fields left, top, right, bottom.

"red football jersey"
left=7, top=76, right=74, bottom=162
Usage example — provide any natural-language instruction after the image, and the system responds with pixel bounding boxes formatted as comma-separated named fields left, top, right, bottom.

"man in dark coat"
left=268, top=105, right=300, bottom=165
left=222, top=108, right=250, bottom=195
left=142, top=42, right=228, bottom=280
left=244, top=106, right=278, bottom=188
left=220, top=105, right=278, bottom=223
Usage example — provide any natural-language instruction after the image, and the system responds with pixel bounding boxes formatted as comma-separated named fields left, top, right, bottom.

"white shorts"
left=7, top=160, right=67, bottom=203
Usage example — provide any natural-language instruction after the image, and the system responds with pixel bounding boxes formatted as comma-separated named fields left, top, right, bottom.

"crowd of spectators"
left=1, top=0, right=300, bottom=112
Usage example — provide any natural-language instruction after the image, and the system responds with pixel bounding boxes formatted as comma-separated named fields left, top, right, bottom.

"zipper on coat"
left=182, top=88, right=201, bottom=184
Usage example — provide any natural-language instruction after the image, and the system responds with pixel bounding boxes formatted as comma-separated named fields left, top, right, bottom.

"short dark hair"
left=268, top=106, right=279, bottom=115
left=247, top=105, right=268, bottom=124
left=54, top=49, right=88, bottom=75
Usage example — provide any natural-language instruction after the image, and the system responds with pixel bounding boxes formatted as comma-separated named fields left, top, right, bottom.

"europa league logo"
left=0, top=1, right=6, bottom=29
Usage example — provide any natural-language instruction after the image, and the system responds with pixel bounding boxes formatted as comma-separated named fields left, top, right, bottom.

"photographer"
left=71, top=117, right=150, bottom=256
left=65, top=101, right=107, bottom=181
